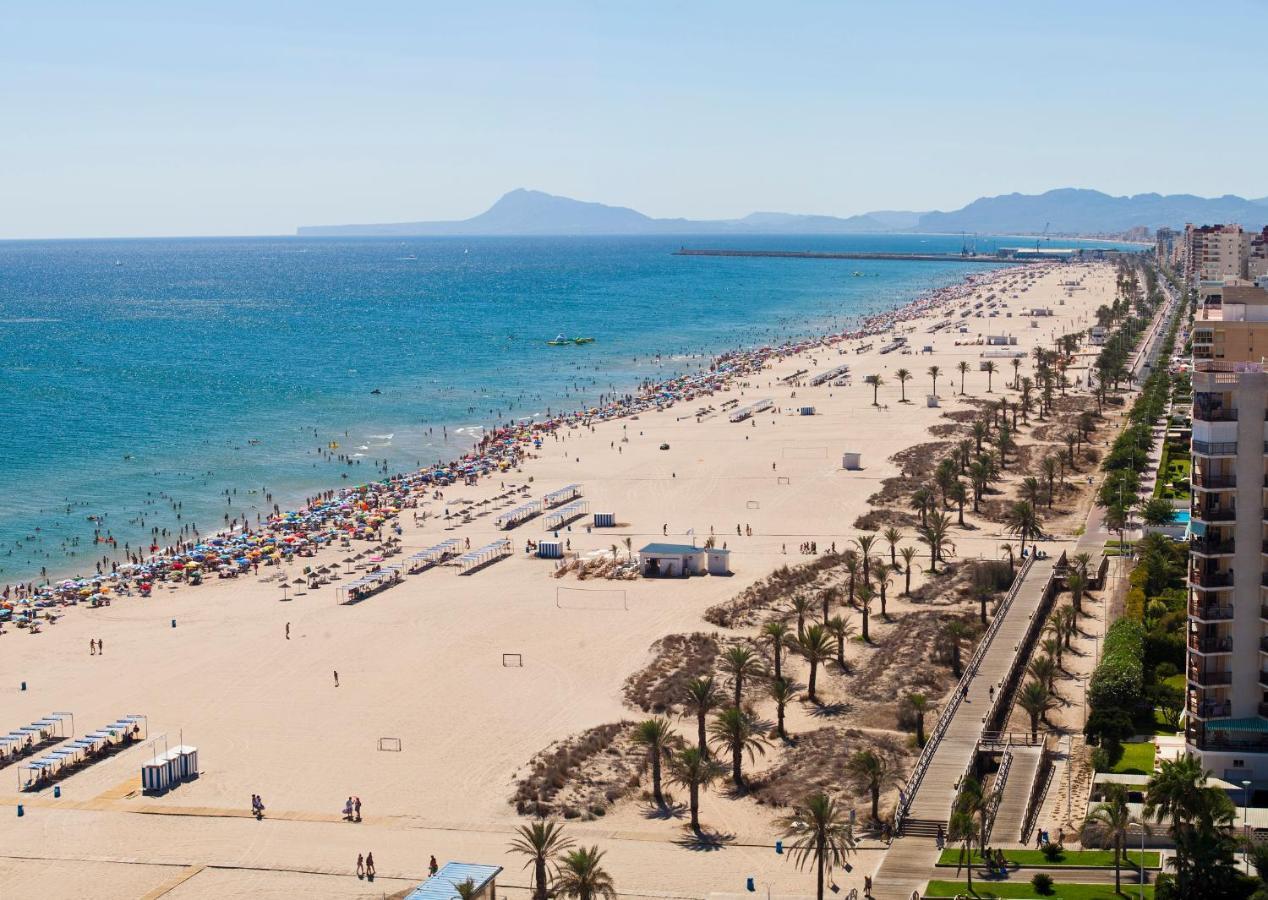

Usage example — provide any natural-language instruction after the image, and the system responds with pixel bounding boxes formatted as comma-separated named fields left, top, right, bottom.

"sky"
left=2, top=1, right=1266, bottom=239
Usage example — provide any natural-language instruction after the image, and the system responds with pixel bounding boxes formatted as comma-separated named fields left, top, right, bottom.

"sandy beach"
left=0, top=260, right=1125, bottom=899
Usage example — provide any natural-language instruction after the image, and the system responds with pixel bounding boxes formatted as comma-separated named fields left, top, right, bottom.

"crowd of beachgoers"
left=0, top=265, right=1022, bottom=630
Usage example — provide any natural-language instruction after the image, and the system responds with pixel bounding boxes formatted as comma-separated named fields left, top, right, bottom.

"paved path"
left=872, top=556, right=1057, bottom=899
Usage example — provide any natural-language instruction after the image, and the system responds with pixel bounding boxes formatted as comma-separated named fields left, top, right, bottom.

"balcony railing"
left=1191, top=603, right=1235, bottom=620
left=1190, top=570, right=1234, bottom=588
left=1192, top=506, right=1236, bottom=522
left=1190, top=729, right=1268, bottom=753
left=1193, top=473, right=1237, bottom=489
left=1194, top=406, right=1238, bottom=422
left=1192, top=635, right=1235, bottom=653
left=1189, top=698, right=1233, bottom=719
left=1191, top=536, right=1235, bottom=555
left=1193, top=440, right=1239, bottom=456
left=1189, top=669, right=1233, bottom=686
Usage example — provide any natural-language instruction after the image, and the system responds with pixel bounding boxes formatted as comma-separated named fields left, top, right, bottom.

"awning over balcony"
left=1207, top=718, right=1268, bottom=733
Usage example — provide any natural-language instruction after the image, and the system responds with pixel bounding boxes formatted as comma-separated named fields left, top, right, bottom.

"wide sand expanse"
left=0, top=260, right=1121, bottom=898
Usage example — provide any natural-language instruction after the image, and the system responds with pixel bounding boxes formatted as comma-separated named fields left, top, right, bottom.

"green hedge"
left=1089, top=618, right=1145, bottom=713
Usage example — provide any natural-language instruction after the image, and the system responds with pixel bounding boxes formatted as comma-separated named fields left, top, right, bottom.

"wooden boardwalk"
left=872, top=556, right=1058, bottom=900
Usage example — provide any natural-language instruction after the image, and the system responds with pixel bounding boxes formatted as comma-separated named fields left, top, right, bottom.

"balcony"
left=1191, top=730, right=1268, bottom=753
left=1193, top=472, right=1237, bottom=490
left=1190, top=569, right=1234, bottom=589
left=1261, top=670, right=1268, bottom=688
left=1192, top=506, right=1236, bottom=523
left=1193, top=440, right=1238, bottom=456
left=1192, top=635, right=1234, bottom=654
left=1194, top=406, right=1238, bottom=423
left=1189, top=697, right=1232, bottom=719
left=1189, top=669, right=1233, bottom=686
left=1191, top=536, right=1235, bottom=556
left=1190, top=602, right=1235, bottom=621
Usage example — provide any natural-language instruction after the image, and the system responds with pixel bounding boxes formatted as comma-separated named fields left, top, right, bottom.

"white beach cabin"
left=638, top=542, right=704, bottom=577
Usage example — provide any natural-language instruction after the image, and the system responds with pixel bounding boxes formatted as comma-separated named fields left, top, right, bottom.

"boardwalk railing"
left=981, top=745, right=1014, bottom=843
left=894, top=556, right=1036, bottom=833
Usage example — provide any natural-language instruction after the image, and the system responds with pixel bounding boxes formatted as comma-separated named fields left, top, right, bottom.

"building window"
left=1235, top=760, right=1246, bottom=768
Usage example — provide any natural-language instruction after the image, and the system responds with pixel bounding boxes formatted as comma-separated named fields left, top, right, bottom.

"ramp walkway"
left=872, top=554, right=1058, bottom=900
left=988, top=744, right=1043, bottom=843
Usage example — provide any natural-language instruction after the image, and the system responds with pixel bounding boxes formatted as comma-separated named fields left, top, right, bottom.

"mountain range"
left=297, top=187, right=1268, bottom=238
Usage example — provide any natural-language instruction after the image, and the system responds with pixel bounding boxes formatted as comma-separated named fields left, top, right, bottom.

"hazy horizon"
left=4, top=1, right=1267, bottom=240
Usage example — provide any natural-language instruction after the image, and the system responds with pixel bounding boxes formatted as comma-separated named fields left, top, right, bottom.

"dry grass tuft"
left=511, top=722, right=642, bottom=819
left=623, top=632, right=720, bottom=713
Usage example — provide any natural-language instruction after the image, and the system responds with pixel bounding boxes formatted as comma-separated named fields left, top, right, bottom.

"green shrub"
left=1089, top=618, right=1145, bottom=715
left=1032, top=872, right=1055, bottom=894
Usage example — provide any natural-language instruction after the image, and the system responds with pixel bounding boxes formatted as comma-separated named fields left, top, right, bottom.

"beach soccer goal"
left=777, top=476, right=791, bottom=485
left=555, top=587, right=629, bottom=611
left=378, top=737, right=402, bottom=752
left=502, top=653, right=523, bottom=667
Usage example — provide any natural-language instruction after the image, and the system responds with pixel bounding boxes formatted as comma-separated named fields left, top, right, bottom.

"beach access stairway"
left=870, top=555, right=1057, bottom=900
left=987, top=744, right=1043, bottom=842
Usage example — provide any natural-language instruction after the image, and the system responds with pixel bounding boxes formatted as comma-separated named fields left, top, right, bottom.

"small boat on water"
left=546, top=333, right=597, bottom=345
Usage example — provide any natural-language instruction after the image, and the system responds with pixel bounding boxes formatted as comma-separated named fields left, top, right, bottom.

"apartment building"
left=1188, top=359, right=1268, bottom=778
left=1185, top=223, right=1251, bottom=284
left=1192, top=283, right=1268, bottom=362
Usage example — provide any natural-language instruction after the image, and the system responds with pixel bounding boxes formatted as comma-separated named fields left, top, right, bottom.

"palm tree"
left=842, top=549, right=860, bottom=604
left=791, top=593, right=814, bottom=640
left=797, top=624, right=836, bottom=703
left=455, top=879, right=479, bottom=900
left=877, top=571, right=893, bottom=619
left=510, top=819, right=575, bottom=900
left=667, top=745, right=724, bottom=833
left=1011, top=356, right=1022, bottom=390
left=1018, top=679, right=1056, bottom=738
left=1081, top=783, right=1143, bottom=895
left=917, top=511, right=954, bottom=573
left=856, top=582, right=874, bottom=643
left=845, top=748, right=892, bottom=822
left=825, top=615, right=855, bottom=670
left=854, top=533, right=878, bottom=586
left=968, top=459, right=990, bottom=513
left=895, top=367, right=912, bottom=403
left=1042, top=635, right=1064, bottom=670
left=866, top=374, right=884, bottom=406
left=1027, top=654, right=1057, bottom=694
left=983, top=360, right=997, bottom=392
left=899, top=546, right=918, bottom=594
left=719, top=644, right=764, bottom=708
left=769, top=676, right=796, bottom=739
left=762, top=620, right=791, bottom=680
left=905, top=693, right=931, bottom=747
left=1139, top=496, right=1175, bottom=528
left=1005, top=500, right=1041, bottom=557
left=1041, top=455, right=1059, bottom=508
left=948, top=808, right=981, bottom=890
left=1066, top=570, right=1087, bottom=616
left=709, top=706, right=770, bottom=789
left=632, top=717, right=675, bottom=807
left=928, top=364, right=941, bottom=398
left=1019, top=376, right=1034, bottom=421
left=971, top=419, right=989, bottom=454
left=949, top=775, right=987, bottom=890
left=949, top=480, right=967, bottom=527
left=958, top=360, right=970, bottom=394
left=819, top=585, right=839, bottom=622
left=556, top=846, right=617, bottom=900
left=910, top=485, right=934, bottom=528
left=1021, top=476, right=1044, bottom=509
left=942, top=620, right=972, bottom=677
left=780, top=792, right=856, bottom=900
left=882, top=526, right=901, bottom=568
left=682, top=675, right=722, bottom=758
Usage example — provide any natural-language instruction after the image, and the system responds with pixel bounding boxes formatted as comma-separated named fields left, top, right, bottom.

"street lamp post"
left=1243, top=779, right=1252, bottom=875
left=1130, top=822, right=1146, bottom=900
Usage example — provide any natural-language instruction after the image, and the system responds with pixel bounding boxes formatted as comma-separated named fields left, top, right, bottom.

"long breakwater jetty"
left=673, top=248, right=1034, bottom=264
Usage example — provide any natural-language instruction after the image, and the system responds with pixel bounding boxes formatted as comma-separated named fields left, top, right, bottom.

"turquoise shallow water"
left=0, top=233, right=1123, bottom=581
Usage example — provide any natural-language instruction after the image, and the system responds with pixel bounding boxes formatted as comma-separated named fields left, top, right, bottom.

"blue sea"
left=0, top=233, right=1126, bottom=581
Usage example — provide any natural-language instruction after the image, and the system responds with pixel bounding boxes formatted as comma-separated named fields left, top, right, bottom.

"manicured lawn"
left=936, top=849, right=1159, bottom=869
left=926, top=881, right=1154, bottom=900
left=1162, top=674, right=1184, bottom=692
left=1109, top=741, right=1156, bottom=775
left=1150, top=706, right=1179, bottom=736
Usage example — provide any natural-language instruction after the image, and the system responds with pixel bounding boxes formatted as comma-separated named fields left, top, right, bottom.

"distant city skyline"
left=3, top=1, right=1267, bottom=239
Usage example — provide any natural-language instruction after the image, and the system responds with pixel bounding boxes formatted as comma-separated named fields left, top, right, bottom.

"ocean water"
left=0, top=233, right=1124, bottom=581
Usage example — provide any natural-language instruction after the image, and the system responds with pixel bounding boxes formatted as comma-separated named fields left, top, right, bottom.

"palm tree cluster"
left=510, top=820, right=617, bottom=900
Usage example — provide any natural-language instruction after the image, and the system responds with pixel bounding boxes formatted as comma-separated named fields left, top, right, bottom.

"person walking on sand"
left=354, top=796, right=362, bottom=822
left=333, top=670, right=339, bottom=687
left=429, top=855, right=438, bottom=877
left=285, top=622, right=290, bottom=640
left=356, top=853, right=364, bottom=878
left=98, top=638, right=103, bottom=654
left=343, top=797, right=354, bottom=820
left=90, top=638, right=96, bottom=656
left=365, top=852, right=375, bottom=879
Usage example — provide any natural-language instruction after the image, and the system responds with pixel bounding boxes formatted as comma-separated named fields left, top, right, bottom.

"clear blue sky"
left=3, top=1, right=1265, bottom=238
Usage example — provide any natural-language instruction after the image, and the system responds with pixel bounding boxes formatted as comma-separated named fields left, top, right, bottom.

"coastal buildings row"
left=1183, top=222, right=1268, bottom=284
